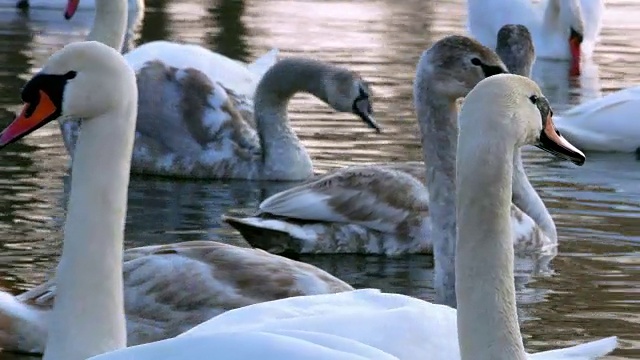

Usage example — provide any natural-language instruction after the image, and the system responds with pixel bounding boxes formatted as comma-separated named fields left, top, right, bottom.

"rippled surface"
left=0, top=0, right=638, bottom=358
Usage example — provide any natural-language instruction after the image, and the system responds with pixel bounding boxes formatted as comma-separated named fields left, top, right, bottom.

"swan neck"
left=542, top=0, right=560, bottom=26
left=456, top=119, right=526, bottom=360
left=254, top=59, right=330, bottom=179
left=511, top=149, right=557, bottom=241
left=542, top=0, right=579, bottom=33
left=43, top=103, right=136, bottom=360
left=414, top=88, right=458, bottom=307
left=495, top=49, right=533, bottom=78
left=88, top=0, right=127, bottom=52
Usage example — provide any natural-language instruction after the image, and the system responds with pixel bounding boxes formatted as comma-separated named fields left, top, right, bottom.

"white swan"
left=15, top=0, right=143, bottom=13
left=224, top=33, right=556, bottom=260
left=0, top=41, right=354, bottom=356
left=59, top=0, right=378, bottom=180
left=1, top=43, right=616, bottom=358
left=466, top=0, right=605, bottom=75
left=552, top=85, right=640, bottom=153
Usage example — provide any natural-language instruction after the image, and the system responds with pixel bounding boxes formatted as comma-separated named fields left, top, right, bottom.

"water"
left=0, top=0, right=638, bottom=358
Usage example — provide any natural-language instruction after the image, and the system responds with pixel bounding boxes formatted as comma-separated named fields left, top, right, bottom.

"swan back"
left=495, top=24, right=535, bottom=77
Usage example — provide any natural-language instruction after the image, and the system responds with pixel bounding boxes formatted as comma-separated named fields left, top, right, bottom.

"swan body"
left=554, top=86, right=640, bottom=153
left=89, top=289, right=616, bottom=360
left=59, top=0, right=377, bottom=180
left=3, top=43, right=615, bottom=358
left=223, top=163, right=551, bottom=256
left=466, top=0, right=603, bottom=74
left=224, top=30, right=554, bottom=258
left=0, top=241, right=352, bottom=354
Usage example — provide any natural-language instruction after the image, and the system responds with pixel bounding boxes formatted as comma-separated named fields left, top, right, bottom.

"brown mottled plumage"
left=0, top=241, right=352, bottom=354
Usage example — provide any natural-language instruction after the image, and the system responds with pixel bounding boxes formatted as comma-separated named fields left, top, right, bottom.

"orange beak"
left=0, top=90, right=58, bottom=148
left=536, top=114, right=585, bottom=166
left=569, top=28, right=583, bottom=76
left=64, top=0, right=80, bottom=20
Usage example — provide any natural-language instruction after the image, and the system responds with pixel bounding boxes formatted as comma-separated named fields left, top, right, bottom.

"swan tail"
left=530, top=336, right=618, bottom=359
left=223, top=214, right=405, bottom=255
left=222, top=214, right=312, bottom=256
left=247, top=48, right=279, bottom=78
left=0, top=291, right=48, bottom=354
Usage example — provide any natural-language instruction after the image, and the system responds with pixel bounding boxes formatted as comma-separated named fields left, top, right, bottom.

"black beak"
left=570, top=27, right=584, bottom=44
left=353, top=97, right=381, bottom=133
left=535, top=114, right=585, bottom=166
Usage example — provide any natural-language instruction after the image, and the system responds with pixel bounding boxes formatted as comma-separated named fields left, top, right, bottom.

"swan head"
left=323, top=70, right=380, bottom=133
left=0, top=41, right=136, bottom=148
left=495, top=24, right=535, bottom=77
left=416, top=35, right=508, bottom=102
left=461, top=74, right=585, bottom=166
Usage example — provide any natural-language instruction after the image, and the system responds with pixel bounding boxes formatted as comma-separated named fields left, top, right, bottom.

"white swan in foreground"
left=224, top=33, right=556, bottom=258
left=467, top=0, right=605, bottom=75
left=0, top=41, right=353, bottom=356
left=0, top=42, right=616, bottom=358
left=60, top=0, right=378, bottom=180
left=553, top=85, right=640, bottom=153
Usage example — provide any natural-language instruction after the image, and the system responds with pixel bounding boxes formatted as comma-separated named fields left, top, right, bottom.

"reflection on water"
left=0, top=0, right=638, bottom=358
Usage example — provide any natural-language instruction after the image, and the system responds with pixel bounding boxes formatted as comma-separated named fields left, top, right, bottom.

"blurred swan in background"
left=467, top=0, right=605, bottom=75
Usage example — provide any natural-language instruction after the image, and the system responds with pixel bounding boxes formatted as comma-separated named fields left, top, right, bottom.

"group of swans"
left=28, top=0, right=640, bottom=163
left=0, top=28, right=540, bottom=352
left=0, top=38, right=616, bottom=359
left=57, top=0, right=379, bottom=180
left=223, top=25, right=556, bottom=266
left=468, top=0, right=640, bottom=154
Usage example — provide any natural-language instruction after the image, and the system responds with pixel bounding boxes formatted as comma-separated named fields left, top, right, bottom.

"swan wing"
left=528, top=336, right=617, bottom=359
left=89, top=330, right=395, bottom=360
left=133, top=60, right=260, bottom=166
left=13, top=241, right=352, bottom=348
left=180, top=289, right=459, bottom=360
left=510, top=204, right=555, bottom=253
left=247, top=48, right=280, bottom=78
left=555, top=86, right=640, bottom=152
left=258, top=164, right=429, bottom=233
left=124, top=41, right=261, bottom=97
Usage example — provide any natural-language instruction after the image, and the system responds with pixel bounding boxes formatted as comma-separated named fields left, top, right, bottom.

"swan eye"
left=64, top=71, right=77, bottom=80
left=529, top=95, right=538, bottom=104
left=470, top=58, right=482, bottom=66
